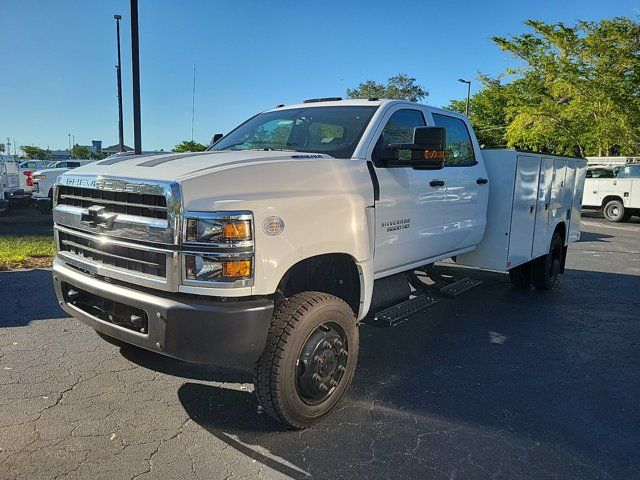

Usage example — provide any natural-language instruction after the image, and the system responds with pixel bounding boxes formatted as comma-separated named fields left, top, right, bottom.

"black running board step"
left=373, top=294, right=440, bottom=327
left=439, top=277, right=483, bottom=297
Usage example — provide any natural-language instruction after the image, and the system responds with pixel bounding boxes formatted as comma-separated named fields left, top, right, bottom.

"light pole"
left=114, top=14, right=125, bottom=152
left=458, top=78, right=471, bottom=117
left=130, top=0, right=142, bottom=154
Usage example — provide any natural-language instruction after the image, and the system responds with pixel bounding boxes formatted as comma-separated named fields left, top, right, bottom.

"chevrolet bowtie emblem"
left=80, top=205, right=118, bottom=230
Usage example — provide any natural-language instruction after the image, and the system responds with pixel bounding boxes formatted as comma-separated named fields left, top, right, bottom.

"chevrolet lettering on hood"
left=64, top=176, right=165, bottom=195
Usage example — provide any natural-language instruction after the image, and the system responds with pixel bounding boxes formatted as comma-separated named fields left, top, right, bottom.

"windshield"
left=210, top=106, right=377, bottom=158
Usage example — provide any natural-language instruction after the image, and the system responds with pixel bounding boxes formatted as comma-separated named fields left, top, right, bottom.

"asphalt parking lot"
left=1, top=213, right=639, bottom=480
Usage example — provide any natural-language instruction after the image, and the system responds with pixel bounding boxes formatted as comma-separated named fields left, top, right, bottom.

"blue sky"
left=1, top=0, right=638, bottom=152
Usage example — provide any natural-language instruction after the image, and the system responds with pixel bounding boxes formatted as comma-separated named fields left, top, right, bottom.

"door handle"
left=476, top=178, right=488, bottom=185
left=429, top=180, right=445, bottom=187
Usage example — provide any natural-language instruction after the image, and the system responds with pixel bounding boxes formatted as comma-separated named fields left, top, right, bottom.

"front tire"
left=532, top=232, right=563, bottom=290
left=253, top=292, right=359, bottom=429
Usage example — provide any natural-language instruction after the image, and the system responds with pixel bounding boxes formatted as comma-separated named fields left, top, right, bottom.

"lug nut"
left=339, top=349, right=348, bottom=356
left=319, top=383, right=329, bottom=392
left=322, top=341, right=332, bottom=349
left=312, top=373, right=322, bottom=382
left=333, top=339, right=343, bottom=347
left=313, top=355, right=324, bottom=364
left=338, top=365, right=346, bottom=372
left=330, top=379, right=338, bottom=387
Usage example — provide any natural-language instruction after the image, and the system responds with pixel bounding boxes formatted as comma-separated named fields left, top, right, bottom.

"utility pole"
left=458, top=78, right=471, bottom=117
left=130, top=0, right=142, bottom=154
left=191, top=64, right=196, bottom=142
left=114, top=15, right=125, bottom=152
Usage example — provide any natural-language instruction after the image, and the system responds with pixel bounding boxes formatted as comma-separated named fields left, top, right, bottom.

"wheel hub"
left=296, top=323, right=348, bottom=405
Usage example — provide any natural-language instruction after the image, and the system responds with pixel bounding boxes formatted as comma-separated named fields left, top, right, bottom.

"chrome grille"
left=57, top=185, right=167, bottom=219
left=58, top=229, right=167, bottom=278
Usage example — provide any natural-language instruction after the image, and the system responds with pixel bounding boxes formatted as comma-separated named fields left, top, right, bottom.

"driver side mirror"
left=373, top=127, right=446, bottom=170
left=387, top=126, right=446, bottom=170
left=212, top=133, right=224, bottom=144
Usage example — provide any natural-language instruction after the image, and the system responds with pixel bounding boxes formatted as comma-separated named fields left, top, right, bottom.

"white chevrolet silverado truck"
left=52, top=98, right=587, bottom=428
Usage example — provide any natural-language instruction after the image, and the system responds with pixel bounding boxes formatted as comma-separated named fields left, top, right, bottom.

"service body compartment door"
left=548, top=159, right=568, bottom=228
left=507, top=155, right=540, bottom=267
left=569, top=160, right=587, bottom=242
left=531, top=157, right=554, bottom=258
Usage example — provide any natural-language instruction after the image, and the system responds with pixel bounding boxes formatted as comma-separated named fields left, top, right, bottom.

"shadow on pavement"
left=120, top=345, right=252, bottom=384
left=578, top=230, right=614, bottom=242
left=178, top=267, right=640, bottom=479
left=0, top=268, right=64, bottom=326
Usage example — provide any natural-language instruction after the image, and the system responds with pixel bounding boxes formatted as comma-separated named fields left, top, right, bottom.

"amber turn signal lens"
left=223, top=220, right=251, bottom=240
left=222, top=260, right=251, bottom=278
left=423, top=149, right=445, bottom=160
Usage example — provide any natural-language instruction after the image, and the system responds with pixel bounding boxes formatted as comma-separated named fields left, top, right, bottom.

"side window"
left=379, top=109, right=426, bottom=161
left=431, top=113, right=476, bottom=167
left=67, top=162, right=80, bottom=168
left=617, top=165, right=640, bottom=179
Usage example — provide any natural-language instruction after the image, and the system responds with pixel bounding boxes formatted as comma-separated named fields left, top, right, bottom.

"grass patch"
left=0, top=235, right=55, bottom=270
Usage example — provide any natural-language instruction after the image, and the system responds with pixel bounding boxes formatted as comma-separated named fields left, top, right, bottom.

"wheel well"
left=601, top=195, right=622, bottom=208
left=277, top=254, right=361, bottom=315
left=554, top=221, right=567, bottom=243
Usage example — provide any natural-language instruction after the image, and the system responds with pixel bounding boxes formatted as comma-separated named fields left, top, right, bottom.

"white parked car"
left=582, top=163, right=640, bottom=222
left=51, top=98, right=587, bottom=428
left=31, top=160, right=93, bottom=212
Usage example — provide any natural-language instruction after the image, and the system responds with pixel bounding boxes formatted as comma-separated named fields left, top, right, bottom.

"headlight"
left=184, top=255, right=252, bottom=283
left=184, top=212, right=253, bottom=245
left=33, top=174, right=46, bottom=181
left=182, top=211, right=254, bottom=287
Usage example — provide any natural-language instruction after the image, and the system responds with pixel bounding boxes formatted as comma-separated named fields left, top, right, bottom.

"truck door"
left=607, top=164, right=640, bottom=208
left=430, top=113, right=489, bottom=252
left=369, top=107, right=448, bottom=275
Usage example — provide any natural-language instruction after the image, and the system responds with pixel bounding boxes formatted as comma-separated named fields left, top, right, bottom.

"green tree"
left=21, top=145, right=50, bottom=160
left=446, top=75, right=513, bottom=148
left=446, top=17, right=640, bottom=157
left=347, top=73, right=428, bottom=102
left=71, top=144, right=91, bottom=159
left=172, top=140, right=208, bottom=152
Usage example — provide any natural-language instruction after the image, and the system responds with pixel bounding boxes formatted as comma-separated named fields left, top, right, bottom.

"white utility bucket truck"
left=51, top=99, right=587, bottom=428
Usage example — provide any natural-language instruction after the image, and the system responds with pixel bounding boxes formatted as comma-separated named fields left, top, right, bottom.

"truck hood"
left=60, top=149, right=373, bottom=212
left=68, top=150, right=334, bottom=182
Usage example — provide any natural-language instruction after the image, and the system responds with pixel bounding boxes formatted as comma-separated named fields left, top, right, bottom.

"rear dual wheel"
left=253, top=292, right=358, bottom=429
left=532, top=232, right=564, bottom=290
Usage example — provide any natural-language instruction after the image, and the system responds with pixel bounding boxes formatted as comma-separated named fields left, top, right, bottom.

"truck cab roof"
left=266, top=98, right=467, bottom=120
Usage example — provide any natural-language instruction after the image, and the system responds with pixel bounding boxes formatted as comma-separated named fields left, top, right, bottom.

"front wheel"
left=253, top=292, right=359, bottom=429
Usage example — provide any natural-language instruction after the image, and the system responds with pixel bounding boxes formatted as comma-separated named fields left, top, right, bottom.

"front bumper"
left=5, top=189, right=31, bottom=203
left=52, top=258, right=274, bottom=366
